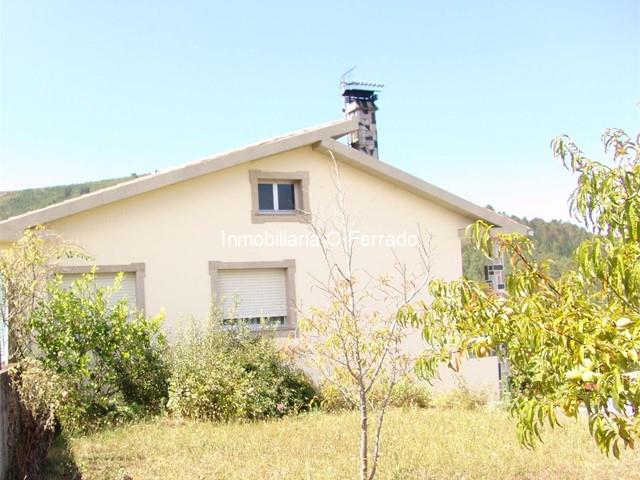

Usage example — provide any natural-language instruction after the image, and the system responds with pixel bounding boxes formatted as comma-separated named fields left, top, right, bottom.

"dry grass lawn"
left=48, top=408, right=640, bottom=479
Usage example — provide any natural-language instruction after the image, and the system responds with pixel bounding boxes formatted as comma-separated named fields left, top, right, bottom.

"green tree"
left=462, top=216, right=590, bottom=281
left=404, top=128, right=639, bottom=457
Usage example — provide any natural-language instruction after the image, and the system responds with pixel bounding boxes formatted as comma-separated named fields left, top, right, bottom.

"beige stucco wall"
left=43, top=146, right=499, bottom=391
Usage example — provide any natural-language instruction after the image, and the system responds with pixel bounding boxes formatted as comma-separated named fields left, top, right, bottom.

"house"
left=0, top=87, right=526, bottom=392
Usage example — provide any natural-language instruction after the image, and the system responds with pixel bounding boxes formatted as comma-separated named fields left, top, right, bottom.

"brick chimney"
left=342, top=82, right=382, bottom=159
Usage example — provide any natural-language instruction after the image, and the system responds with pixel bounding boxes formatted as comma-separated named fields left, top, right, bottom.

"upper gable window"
left=258, top=182, right=296, bottom=212
left=249, top=170, right=310, bottom=223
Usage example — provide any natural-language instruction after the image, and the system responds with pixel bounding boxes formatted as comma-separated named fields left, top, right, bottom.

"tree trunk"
left=359, top=387, right=368, bottom=480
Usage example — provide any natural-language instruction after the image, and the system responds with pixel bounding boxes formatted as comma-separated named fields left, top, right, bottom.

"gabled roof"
left=0, top=118, right=527, bottom=240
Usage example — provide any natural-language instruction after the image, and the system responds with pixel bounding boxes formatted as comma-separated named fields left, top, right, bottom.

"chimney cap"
left=342, top=88, right=378, bottom=103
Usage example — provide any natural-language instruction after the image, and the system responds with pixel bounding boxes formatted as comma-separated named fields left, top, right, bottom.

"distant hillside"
left=462, top=215, right=591, bottom=281
left=0, top=175, right=142, bottom=221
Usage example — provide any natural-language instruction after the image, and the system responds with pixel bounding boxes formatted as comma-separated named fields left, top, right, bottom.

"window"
left=249, top=170, right=309, bottom=223
left=483, top=264, right=505, bottom=292
left=209, top=260, right=296, bottom=329
left=55, top=263, right=146, bottom=311
left=258, top=182, right=296, bottom=212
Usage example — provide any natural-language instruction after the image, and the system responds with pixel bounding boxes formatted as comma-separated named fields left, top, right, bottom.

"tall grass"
left=50, top=408, right=640, bottom=479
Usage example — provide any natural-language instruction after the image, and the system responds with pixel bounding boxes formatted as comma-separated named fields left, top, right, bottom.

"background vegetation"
left=462, top=214, right=591, bottom=281
left=0, top=175, right=141, bottom=221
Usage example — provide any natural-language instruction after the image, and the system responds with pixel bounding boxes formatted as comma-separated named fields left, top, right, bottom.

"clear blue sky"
left=1, top=1, right=638, bottom=221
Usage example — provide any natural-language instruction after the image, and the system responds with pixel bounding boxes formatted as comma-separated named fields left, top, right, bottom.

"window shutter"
left=215, top=268, right=287, bottom=319
left=60, top=272, right=138, bottom=310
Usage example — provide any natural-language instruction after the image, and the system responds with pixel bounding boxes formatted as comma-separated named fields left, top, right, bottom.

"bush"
left=432, top=381, right=488, bottom=410
left=320, top=374, right=432, bottom=411
left=6, top=359, right=66, bottom=480
left=167, top=317, right=317, bottom=421
left=28, top=273, right=169, bottom=433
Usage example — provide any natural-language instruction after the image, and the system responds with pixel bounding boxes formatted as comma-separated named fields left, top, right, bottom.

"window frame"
left=208, top=259, right=297, bottom=331
left=249, top=170, right=310, bottom=223
left=54, top=263, right=146, bottom=312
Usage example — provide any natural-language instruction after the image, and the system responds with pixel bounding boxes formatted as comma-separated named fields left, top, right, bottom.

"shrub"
left=167, top=317, right=317, bottom=421
left=28, top=272, right=169, bottom=433
left=6, top=359, right=67, bottom=479
left=432, top=381, right=488, bottom=410
left=320, top=374, right=432, bottom=412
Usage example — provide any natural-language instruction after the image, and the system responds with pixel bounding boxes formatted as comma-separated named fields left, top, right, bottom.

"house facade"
left=0, top=90, right=526, bottom=392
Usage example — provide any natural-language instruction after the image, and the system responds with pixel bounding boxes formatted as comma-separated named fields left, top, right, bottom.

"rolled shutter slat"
left=215, top=268, right=287, bottom=320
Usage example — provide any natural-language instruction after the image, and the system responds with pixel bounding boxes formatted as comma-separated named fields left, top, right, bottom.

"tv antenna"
left=340, top=67, right=384, bottom=92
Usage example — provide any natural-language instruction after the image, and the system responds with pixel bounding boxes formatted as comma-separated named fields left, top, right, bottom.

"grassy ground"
left=48, top=408, right=640, bottom=480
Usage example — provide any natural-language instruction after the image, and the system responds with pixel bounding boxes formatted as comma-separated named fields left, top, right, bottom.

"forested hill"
left=1, top=179, right=589, bottom=279
left=462, top=216, right=591, bottom=281
left=0, top=175, right=141, bottom=221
